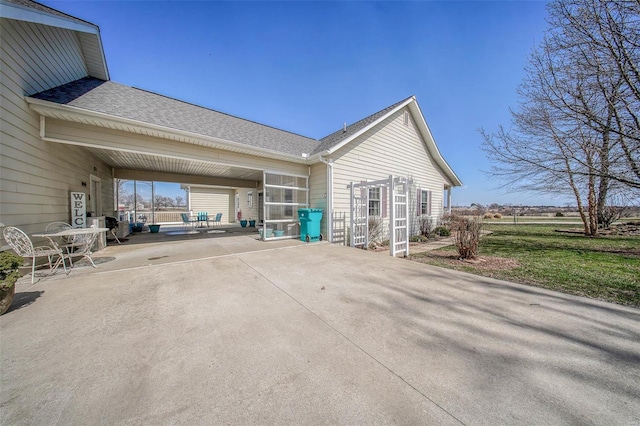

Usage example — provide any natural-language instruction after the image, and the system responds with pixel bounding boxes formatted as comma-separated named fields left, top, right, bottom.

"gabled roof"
left=313, top=96, right=413, bottom=155
left=28, top=78, right=462, bottom=185
left=0, top=0, right=109, bottom=80
left=29, top=77, right=319, bottom=158
left=311, top=96, right=463, bottom=187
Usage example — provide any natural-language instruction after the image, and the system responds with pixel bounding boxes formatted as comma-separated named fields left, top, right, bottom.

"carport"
left=27, top=80, right=317, bottom=240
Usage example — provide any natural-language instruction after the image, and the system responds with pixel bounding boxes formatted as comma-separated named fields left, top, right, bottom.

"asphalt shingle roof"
left=31, top=77, right=413, bottom=158
left=32, top=77, right=319, bottom=157
left=311, top=96, right=412, bottom=155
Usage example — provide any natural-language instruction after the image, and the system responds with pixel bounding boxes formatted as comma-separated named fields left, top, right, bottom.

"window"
left=369, top=188, right=381, bottom=216
left=420, top=189, right=431, bottom=215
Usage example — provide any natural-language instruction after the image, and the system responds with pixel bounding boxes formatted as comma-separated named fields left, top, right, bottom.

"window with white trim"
left=369, top=187, right=381, bottom=216
left=420, top=189, right=431, bottom=215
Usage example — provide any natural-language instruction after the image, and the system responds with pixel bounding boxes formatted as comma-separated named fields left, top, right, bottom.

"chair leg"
left=59, top=253, right=68, bottom=274
left=31, top=256, right=36, bottom=284
left=83, top=255, right=97, bottom=268
left=66, top=248, right=74, bottom=267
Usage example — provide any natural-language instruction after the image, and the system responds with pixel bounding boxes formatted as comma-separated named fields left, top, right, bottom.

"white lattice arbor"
left=348, top=176, right=410, bottom=257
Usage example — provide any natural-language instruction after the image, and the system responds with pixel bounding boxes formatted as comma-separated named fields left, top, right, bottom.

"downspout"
left=318, top=154, right=333, bottom=243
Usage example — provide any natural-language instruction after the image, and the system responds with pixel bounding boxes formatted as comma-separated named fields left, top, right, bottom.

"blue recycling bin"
left=298, top=208, right=323, bottom=242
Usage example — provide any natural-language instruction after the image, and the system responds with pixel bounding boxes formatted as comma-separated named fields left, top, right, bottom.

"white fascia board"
left=0, top=1, right=100, bottom=35
left=97, top=36, right=110, bottom=80
left=322, top=97, right=415, bottom=157
left=409, top=100, right=463, bottom=187
left=26, top=97, right=309, bottom=164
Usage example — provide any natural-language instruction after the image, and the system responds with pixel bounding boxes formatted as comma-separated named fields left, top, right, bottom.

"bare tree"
left=481, top=0, right=640, bottom=236
left=154, top=195, right=174, bottom=210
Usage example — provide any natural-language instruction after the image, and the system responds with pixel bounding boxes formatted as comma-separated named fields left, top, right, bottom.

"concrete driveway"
left=1, top=235, right=639, bottom=425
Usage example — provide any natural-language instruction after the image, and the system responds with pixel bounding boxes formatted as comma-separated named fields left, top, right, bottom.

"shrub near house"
left=0, top=251, right=23, bottom=315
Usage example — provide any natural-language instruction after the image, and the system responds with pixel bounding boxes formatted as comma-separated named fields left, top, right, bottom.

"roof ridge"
left=311, top=95, right=414, bottom=155
left=129, top=84, right=318, bottom=143
left=320, top=95, right=414, bottom=142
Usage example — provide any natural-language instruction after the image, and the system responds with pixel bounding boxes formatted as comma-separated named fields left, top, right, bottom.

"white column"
left=349, top=182, right=355, bottom=248
left=389, top=176, right=395, bottom=257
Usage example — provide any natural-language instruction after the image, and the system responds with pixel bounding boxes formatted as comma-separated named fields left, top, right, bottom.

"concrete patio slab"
left=1, top=236, right=639, bottom=425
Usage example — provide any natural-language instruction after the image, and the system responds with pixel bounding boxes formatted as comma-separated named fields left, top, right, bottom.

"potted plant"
left=0, top=251, right=23, bottom=315
left=248, top=218, right=256, bottom=227
left=240, top=219, right=248, bottom=227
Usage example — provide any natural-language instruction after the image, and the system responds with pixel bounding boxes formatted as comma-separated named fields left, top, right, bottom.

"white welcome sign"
left=71, top=192, right=86, bottom=228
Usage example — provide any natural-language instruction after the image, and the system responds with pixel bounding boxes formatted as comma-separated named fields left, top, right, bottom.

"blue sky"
left=44, top=0, right=570, bottom=206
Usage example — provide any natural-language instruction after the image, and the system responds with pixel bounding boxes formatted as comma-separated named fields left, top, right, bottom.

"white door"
left=235, top=193, right=240, bottom=222
left=89, top=175, right=102, bottom=216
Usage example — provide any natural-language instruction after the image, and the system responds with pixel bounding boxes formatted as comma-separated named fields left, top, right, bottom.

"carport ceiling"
left=86, top=147, right=264, bottom=181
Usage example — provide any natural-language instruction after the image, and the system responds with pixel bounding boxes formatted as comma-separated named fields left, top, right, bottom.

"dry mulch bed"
left=411, top=251, right=520, bottom=272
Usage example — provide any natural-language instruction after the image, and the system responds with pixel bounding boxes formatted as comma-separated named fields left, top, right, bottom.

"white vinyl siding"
left=1, top=18, right=88, bottom=95
left=331, top=107, right=448, bottom=239
left=308, top=162, right=327, bottom=237
left=189, top=187, right=233, bottom=224
left=1, top=17, right=113, bottom=237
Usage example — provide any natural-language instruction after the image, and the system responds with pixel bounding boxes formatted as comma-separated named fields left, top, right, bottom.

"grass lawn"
left=409, top=224, right=640, bottom=307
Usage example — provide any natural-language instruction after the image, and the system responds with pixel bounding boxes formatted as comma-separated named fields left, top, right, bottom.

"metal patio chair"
left=65, top=231, right=99, bottom=268
left=197, top=212, right=209, bottom=227
left=2, top=226, right=67, bottom=284
left=45, top=221, right=73, bottom=248
left=180, top=213, right=198, bottom=229
left=212, top=212, right=223, bottom=227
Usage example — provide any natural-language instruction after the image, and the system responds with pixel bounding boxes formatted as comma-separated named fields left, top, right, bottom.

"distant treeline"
left=452, top=205, right=640, bottom=217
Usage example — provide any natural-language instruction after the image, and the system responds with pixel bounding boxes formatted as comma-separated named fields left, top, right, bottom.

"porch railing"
left=119, top=210, right=194, bottom=224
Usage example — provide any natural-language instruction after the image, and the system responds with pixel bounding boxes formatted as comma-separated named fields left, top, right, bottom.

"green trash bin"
left=298, top=208, right=323, bottom=242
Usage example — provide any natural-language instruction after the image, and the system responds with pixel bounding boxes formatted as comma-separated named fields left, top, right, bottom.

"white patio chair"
left=65, top=231, right=99, bottom=268
left=45, top=221, right=73, bottom=247
left=2, top=226, right=67, bottom=284
left=45, top=222, right=71, bottom=232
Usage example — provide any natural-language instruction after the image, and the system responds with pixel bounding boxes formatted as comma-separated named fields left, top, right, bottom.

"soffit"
left=85, top=147, right=264, bottom=181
